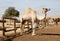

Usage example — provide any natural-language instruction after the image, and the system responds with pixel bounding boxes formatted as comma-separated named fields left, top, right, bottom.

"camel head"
left=42, top=8, right=50, bottom=14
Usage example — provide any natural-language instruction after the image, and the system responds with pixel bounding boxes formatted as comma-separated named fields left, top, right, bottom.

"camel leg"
left=20, top=23, right=23, bottom=35
left=32, top=19, right=36, bottom=36
left=32, top=26, right=35, bottom=36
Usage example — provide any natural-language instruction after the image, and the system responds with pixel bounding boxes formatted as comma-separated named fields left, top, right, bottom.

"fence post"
left=2, top=17, right=5, bottom=36
left=14, top=19, right=16, bottom=35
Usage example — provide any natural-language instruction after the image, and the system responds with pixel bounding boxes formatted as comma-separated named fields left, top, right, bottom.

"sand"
left=13, top=23, right=60, bottom=41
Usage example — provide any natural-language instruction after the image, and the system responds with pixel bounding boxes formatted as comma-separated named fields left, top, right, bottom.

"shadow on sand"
left=0, top=33, right=21, bottom=41
left=37, top=33, right=60, bottom=36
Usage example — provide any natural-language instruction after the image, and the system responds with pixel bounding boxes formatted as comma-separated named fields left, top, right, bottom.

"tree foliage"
left=3, top=7, right=19, bottom=18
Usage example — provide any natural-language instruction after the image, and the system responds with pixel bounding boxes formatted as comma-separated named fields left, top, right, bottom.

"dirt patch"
left=13, top=24, right=60, bottom=41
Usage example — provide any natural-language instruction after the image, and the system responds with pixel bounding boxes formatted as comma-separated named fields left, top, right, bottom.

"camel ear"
left=48, top=8, right=51, bottom=11
left=42, top=8, right=44, bottom=10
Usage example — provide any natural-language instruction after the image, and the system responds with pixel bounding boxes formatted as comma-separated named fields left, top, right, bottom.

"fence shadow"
left=37, top=33, right=60, bottom=36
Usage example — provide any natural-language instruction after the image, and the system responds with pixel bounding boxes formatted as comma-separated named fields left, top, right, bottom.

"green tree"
left=3, top=7, right=19, bottom=18
left=2, top=7, right=19, bottom=25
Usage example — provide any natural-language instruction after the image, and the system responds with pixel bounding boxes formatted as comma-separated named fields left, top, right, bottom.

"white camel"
left=19, top=8, right=37, bottom=36
left=19, top=8, right=50, bottom=36
left=37, top=8, right=50, bottom=28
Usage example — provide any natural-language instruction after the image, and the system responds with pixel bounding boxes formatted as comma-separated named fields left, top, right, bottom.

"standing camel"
left=19, top=8, right=37, bottom=36
left=42, top=8, right=50, bottom=27
left=37, top=8, right=50, bottom=29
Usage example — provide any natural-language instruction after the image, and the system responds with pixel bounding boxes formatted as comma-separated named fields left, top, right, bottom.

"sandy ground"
left=13, top=24, right=60, bottom=41
left=0, top=23, right=60, bottom=41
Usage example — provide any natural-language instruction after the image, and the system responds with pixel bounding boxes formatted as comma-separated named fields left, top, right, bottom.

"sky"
left=0, top=0, right=60, bottom=18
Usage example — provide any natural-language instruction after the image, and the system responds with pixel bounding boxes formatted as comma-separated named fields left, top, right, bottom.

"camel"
left=19, top=8, right=50, bottom=36
left=37, top=8, right=50, bottom=28
left=19, top=8, right=37, bottom=36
